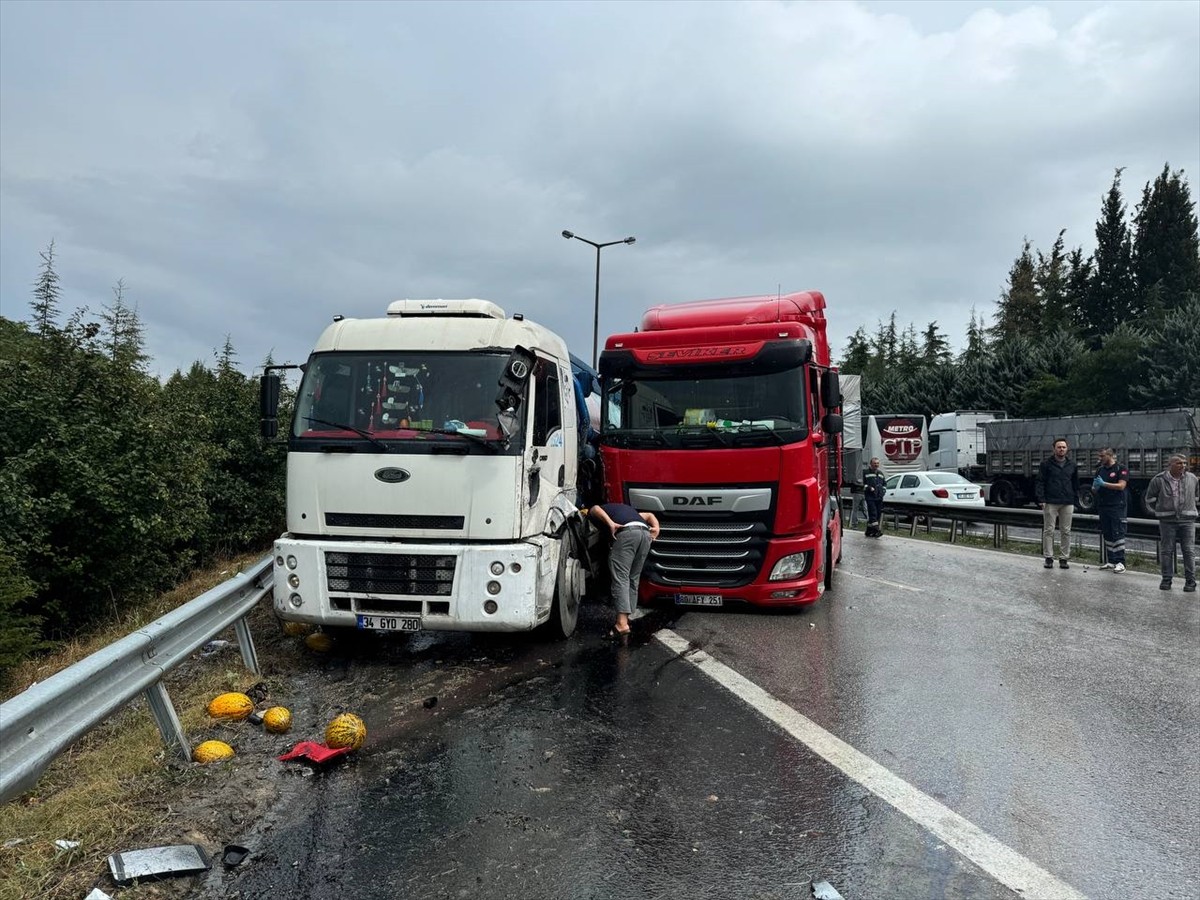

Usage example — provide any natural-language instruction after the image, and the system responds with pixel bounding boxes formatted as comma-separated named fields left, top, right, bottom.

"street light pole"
left=562, top=230, right=636, bottom=368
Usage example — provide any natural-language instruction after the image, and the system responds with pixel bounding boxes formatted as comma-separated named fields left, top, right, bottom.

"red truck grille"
left=645, top=518, right=768, bottom=587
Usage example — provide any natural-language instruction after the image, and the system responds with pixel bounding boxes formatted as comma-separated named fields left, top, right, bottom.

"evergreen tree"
left=961, top=307, right=987, bottom=361
left=1063, top=247, right=1093, bottom=335
left=1133, top=163, right=1200, bottom=314
left=30, top=240, right=61, bottom=337
left=896, top=323, right=920, bottom=375
left=990, top=239, right=1041, bottom=340
left=1134, top=296, right=1200, bottom=408
left=839, top=326, right=871, bottom=373
left=101, top=279, right=149, bottom=370
left=1037, top=230, right=1070, bottom=332
left=1083, top=168, right=1138, bottom=346
left=920, top=321, right=951, bottom=367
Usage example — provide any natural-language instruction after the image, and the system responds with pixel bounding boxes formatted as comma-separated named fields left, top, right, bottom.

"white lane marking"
left=654, top=628, right=1087, bottom=900
left=843, top=571, right=923, bottom=593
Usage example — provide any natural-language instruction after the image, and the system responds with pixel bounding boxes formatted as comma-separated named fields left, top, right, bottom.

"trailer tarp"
left=984, top=408, right=1199, bottom=453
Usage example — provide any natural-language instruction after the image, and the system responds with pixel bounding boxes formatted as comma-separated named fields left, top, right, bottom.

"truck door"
left=521, top=357, right=568, bottom=536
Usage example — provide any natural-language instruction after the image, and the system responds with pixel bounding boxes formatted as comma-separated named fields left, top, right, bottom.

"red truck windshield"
left=601, top=367, right=808, bottom=449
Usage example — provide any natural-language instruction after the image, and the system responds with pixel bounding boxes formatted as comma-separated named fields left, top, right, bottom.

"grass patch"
left=0, top=550, right=274, bottom=900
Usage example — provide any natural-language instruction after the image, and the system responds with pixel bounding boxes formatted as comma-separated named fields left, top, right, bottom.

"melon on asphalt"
left=325, top=713, right=367, bottom=750
left=206, top=692, right=254, bottom=720
left=193, top=740, right=235, bottom=763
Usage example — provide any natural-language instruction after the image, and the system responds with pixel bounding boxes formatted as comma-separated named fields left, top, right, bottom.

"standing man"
left=1036, top=438, right=1079, bottom=569
left=1144, top=454, right=1198, bottom=592
left=1094, top=447, right=1129, bottom=573
left=589, top=502, right=660, bottom=635
left=863, top=457, right=887, bottom=538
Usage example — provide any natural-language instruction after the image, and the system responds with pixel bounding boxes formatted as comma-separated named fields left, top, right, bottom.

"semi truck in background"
left=863, top=414, right=929, bottom=476
left=983, top=407, right=1200, bottom=513
left=840, top=374, right=863, bottom=487
left=928, top=410, right=1007, bottom=481
left=598, top=291, right=844, bottom=608
left=259, top=299, right=601, bottom=639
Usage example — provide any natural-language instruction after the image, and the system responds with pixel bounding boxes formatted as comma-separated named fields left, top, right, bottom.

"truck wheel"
left=542, top=530, right=584, bottom=640
left=823, top=534, right=834, bottom=592
left=1076, top=485, right=1097, bottom=513
left=991, top=480, right=1018, bottom=508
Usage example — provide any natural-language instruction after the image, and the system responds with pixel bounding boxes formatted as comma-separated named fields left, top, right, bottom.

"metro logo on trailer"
left=879, top=417, right=923, bottom=462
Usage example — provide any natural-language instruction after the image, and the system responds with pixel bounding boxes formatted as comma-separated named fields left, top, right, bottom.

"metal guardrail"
left=843, top=497, right=1193, bottom=560
left=0, top=555, right=274, bottom=804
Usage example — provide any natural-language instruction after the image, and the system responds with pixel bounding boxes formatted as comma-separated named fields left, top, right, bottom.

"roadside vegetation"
left=840, top=164, right=1200, bottom=420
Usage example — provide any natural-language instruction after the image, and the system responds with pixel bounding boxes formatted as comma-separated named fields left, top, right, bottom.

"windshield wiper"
left=303, top=416, right=388, bottom=450
left=424, top=428, right=501, bottom=451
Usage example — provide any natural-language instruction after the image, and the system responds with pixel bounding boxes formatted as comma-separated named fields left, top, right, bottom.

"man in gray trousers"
left=1036, top=438, right=1079, bottom=569
left=1144, top=454, right=1198, bottom=592
left=589, top=503, right=660, bottom=635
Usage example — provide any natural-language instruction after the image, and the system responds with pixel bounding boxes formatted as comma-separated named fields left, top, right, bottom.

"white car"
left=884, top=471, right=986, bottom=508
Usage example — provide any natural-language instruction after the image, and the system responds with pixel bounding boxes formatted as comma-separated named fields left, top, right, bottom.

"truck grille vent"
left=325, top=513, right=464, bottom=530
left=645, top=517, right=769, bottom=587
left=325, top=551, right=456, bottom=596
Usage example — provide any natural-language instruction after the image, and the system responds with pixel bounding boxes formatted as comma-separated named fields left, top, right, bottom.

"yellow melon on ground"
left=193, top=740, right=235, bottom=763
left=304, top=632, right=335, bottom=653
left=262, top=706, right=293, bottom=734
left=325, top=713, right=367, bottom=750
left=282, top=620, right=314, bottom=637
left=206, top=692, right=254, bottom=720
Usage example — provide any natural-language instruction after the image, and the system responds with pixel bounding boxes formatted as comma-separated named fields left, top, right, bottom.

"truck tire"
left=991, top=480, right=1018, bottom=508
left=823, top=534, right=834, bottom=592
left=1076, top=485, right=1097, bottom=513
left=541, top=530, right=584, bottom=640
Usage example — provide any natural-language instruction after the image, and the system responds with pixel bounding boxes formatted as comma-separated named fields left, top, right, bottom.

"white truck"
left=259, top=299, right=596, bottom=639
left=863, top=413, right=929, bottom=476
left=928, top=410, right=1007, bottom=481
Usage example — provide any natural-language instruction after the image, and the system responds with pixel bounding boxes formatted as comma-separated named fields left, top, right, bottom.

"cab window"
left=532, top=360, right=562, bottom=446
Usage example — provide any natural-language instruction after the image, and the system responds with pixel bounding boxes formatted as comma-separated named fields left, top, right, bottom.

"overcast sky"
left=2, top=0, right=1197, bottom=377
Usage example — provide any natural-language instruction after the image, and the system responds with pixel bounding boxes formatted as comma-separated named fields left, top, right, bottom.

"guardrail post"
left=234, top=617, right=260, bottom=675
left=143, top=681, right=190, bottom=762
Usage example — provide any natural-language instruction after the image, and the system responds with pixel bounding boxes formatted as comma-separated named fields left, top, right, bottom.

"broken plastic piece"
left=108, top=844, right=210, bottom=885
left=812, top=879, right=844, bottom=900
left=54, top=839, right=80, bottom=851
left=222, top=844, right=250, bottom=867
left=277, top=741, right=352, bottom=766
left=200, top=639, right=230, bottom=657
left=85, top=890, right=114, bottom=900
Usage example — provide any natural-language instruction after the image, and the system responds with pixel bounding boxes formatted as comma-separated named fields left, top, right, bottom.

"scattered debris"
left=2, top=838, right=26, bottom=849
left=706, top=795, right=719, bottom=802
left=200, top=640, right=230, bottom=657
left=277, top=741, right=353, bottom=768
left=85, top=889, right=114, bottom=900
left=108, top=844, right=210, bottom=886
left=54, top=839, right=81, bottom=851
left=222, top=844, right=250, bottom=867
left=812, top=879, right=844, bottom=900
left=423, top=696, right=438, bottom=709
left=809, top=622, right=816, bottom=629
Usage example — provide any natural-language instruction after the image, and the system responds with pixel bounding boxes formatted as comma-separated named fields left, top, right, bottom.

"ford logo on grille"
left=374, top=467, right=411, bottom=484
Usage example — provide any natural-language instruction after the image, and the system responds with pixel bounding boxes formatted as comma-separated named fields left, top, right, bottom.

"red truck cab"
left=598, top=292, right=844, bottom=608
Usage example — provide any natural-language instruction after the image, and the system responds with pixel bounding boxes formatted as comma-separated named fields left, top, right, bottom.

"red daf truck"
left=597, top=291, right=844, bottom=608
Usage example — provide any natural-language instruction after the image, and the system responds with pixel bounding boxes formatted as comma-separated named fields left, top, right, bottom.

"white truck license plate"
left=356, top=614, right=421, bottom=632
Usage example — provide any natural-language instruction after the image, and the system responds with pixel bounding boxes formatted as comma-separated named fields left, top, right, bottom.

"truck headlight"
left=769, top=552, right=812, bottom=581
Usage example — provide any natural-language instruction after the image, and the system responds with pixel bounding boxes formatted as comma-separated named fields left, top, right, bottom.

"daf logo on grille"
left=673, top=496, right=723, bottom=506
left=374, top=467, right=411, bottom=484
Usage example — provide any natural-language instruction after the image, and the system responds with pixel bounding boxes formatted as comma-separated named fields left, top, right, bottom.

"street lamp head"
left=624, top=236, right=636, bottom=245
left=562, top=230, right=575, bottom=240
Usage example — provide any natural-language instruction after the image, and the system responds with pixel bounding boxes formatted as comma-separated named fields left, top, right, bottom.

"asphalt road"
left=196, top=534, right=1199, bottom=900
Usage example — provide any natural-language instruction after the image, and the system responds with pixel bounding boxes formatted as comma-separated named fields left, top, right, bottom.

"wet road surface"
left=198, top=533, right=1199, bottom=900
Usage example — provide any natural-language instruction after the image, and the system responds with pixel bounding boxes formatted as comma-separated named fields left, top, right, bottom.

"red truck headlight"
left=769, top=551, right=812, bottom=581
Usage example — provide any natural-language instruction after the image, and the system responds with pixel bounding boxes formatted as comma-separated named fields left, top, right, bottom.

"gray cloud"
left=1, top=0, right=1197, bottom=377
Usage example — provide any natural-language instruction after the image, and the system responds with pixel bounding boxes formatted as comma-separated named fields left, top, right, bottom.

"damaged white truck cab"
left=259, top=299, right=593, bottom=638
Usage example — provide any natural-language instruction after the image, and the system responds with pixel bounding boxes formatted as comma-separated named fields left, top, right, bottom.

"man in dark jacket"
left=863, top=458, right=887, bottom=538
left=1036, top=438, right=1079, bottom=569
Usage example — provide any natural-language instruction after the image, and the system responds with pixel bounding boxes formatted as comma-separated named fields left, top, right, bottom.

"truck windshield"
left=601, top=368, right=807, bottom=448
left=292, top=351, right=519, bottom=453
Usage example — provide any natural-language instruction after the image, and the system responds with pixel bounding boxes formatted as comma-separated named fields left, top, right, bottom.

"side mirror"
left=260, top=373, right=281, bottom=440
left=822, top=412, right=844, bottom=435
left=821, top=371, right=841, bottom=410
